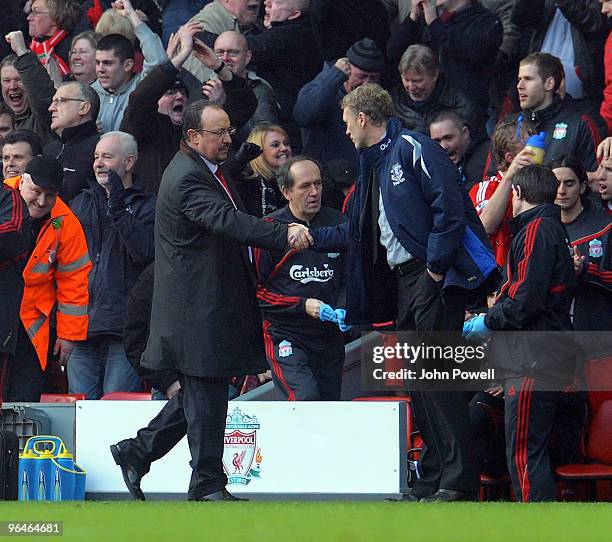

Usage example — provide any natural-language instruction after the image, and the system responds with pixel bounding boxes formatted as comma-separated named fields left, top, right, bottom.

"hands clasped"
left=287, top=223, right=313, bottom=251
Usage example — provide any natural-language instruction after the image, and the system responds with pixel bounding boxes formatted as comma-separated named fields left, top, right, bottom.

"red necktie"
left=215, top=168, right=236, bottom=207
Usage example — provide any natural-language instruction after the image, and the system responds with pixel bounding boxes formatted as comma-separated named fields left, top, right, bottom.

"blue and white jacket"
left=311, top=117, right=499, bottom=324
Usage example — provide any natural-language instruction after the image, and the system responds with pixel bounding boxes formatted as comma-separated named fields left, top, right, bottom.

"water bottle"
left=524, top=132, right=547, bottom=165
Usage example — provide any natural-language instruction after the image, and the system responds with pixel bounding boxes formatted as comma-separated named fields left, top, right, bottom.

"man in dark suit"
left=110, top=100, right=311, bottom=501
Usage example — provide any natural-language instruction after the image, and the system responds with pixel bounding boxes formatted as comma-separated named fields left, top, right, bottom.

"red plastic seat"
left=39, top=393, right=87, bottom=403
left=100, top=392, right=152, bottom=401
left=556, top=399, right=612, bottom=501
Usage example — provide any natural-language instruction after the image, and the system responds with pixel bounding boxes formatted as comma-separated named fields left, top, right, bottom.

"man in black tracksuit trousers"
left=256, top=156, right=348, bottom=400
left=478, top=165, right=579, bottom=501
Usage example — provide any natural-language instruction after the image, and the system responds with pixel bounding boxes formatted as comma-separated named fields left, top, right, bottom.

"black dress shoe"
left=190, top=488, right=248, bottom=502
left=110, top=443, right=146, bottom=501
left=420, top=489, right=479, bottom=503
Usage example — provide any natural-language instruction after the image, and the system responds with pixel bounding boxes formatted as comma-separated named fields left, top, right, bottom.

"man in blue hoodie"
left=311, top=83, right=499, bottom=502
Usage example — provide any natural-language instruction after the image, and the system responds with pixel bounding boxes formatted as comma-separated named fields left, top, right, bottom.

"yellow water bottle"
left=524, top=132, right=547, bottom=165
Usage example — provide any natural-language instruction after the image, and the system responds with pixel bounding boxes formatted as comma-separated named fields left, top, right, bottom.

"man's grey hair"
left=60, top=81, right=101, bottom=121
left=100, top=131, right=138, bottom=160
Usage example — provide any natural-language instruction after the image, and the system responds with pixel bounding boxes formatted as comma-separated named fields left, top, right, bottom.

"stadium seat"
left=352, top=396, right=422, bottom=489
left=480, top=474, right=512, bottom=502
left=556, top=399, right=612, bottom=501
left=39, top=393, right=87, bottom=403
left=100, top=392, right=152, bottom=401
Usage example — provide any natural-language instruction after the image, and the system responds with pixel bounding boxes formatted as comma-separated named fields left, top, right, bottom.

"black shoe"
left=190, top=488, right=248, bottom=502
left=110, top=443, right=146, bottom=501
left=420, top=489, right=479, bottom=503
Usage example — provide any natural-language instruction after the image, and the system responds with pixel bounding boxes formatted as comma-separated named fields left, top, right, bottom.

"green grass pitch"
left=0, top=502, right=609, bottom=542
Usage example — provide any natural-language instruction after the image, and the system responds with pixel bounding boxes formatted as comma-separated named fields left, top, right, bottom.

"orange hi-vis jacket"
left=5, top=176, right=92, bottom=370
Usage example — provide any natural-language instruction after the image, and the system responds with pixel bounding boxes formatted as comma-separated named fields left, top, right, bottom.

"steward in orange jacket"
left=4, top=157, right=91, bottom=400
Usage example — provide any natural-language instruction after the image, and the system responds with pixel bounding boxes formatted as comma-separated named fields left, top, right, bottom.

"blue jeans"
left=68, top=336, right=142, bottom=399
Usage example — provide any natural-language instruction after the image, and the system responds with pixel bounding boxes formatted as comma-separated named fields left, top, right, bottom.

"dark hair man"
left=110, top=100, right=312, bottom=501
left=429, top=110, right=489, bottom=189
left=467, top=165, right=580, bottom=502
left=92, top=0, right=167, bottom=133
left=2, top=129, right=43, bottom=180
left=515, top=53, right=600, bottom=172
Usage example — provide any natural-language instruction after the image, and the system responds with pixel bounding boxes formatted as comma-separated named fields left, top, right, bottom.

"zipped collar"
left=510, top=202, right=560, bottom=234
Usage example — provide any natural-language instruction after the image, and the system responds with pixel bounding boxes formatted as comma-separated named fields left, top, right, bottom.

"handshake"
left=305, top=299, right=352, bottom=332
left=287, top=223, right=313, bottom=251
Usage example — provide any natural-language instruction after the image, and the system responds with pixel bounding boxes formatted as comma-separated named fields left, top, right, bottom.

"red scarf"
left=30, top=29, right=71, bottom=77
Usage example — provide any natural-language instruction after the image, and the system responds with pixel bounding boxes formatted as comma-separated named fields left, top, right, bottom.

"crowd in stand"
left=0, top=0, right=611, bottom=502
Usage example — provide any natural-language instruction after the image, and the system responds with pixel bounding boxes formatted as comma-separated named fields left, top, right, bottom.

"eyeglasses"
left=192, top=126, right=237, bottom=138
left=29, top=10, right=50, bottom=17
left=213, top=49, right=243, bottom=58
left=51, top=97, right=86, bottom=106
left=164, top=88, right=188, bottom=96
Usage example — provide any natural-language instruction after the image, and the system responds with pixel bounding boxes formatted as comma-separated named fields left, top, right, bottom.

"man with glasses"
left=110, top=100, right=312, bottom=501
left=213, top=30, right=279, bottom=141
left=120, top=21, right=257, bottom=194
left=43, top=81, right=100, bottom=202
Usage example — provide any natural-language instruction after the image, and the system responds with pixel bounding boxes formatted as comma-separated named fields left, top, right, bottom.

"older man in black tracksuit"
left=255, top=156, right=348, bottom=401
left=468, top=165, right=579, bottom=501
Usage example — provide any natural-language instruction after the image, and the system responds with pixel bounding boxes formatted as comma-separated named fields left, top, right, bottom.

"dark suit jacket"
left=142, top=145, right=288, bottom=377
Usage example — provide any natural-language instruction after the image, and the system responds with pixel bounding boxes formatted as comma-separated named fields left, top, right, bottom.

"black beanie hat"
left=24, top=156, right=63, bottom=192
left=346, top=38, right=385, bottom=72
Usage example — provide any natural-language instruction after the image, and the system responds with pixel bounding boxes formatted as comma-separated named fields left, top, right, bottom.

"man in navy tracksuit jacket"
left=479, top=165, right=579, bottom=502
left=256, top=157, right=348, bottom=400
left=311, top=84, right=499, bottom=502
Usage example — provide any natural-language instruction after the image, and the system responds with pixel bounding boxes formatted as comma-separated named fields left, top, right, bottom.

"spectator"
left=68, top=31, right=101, bottom=85
left=477, top=165, right=580, bottom=502
left=69, top=131, right=155, bottom=399
left=182, top=0, right=262, bottom=82
left=92, top=0, right=167, bottom=133
left=515, top=52, right=599, bottom=172
left=0, top=103, right=15, bottom=145
left=294, top=38, right=385, bottom=167
left=550, top=156, right=611, bottom=332
left=2, top=129, right=43, bottom=180
left=236, top=122, right=290, bottom=217
left=512, top=0, right=606, bottom=106
left=387, top=0, right=503, bottom=111
left=95, top=8, right=138, bottom=44
left=597, top=155, right=612, bottom=214
left=213, top=30, right=279, bottom=142
left=2, top=31, right=57, bottom=146
left=391, top=44, right=481, bottom=136
left=469, top=117, right=536, bottom=267
left=255, top=156, right=348, bottom=400
left=429, top=110, right=489, bottom=189
left=120, top=23, right=257, bottom=194
left=27, top=0, right=84, bottom=86
left=3, top=156, right=91, bottom=402
left=43, top=81, right=101, bottom=202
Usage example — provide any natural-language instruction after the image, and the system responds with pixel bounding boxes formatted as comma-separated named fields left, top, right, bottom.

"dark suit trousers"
left=395, top=258, right=480, bottom=497
left=182, top=375, right=229, bottom=497
left=124, top=376, right=229, bottom=498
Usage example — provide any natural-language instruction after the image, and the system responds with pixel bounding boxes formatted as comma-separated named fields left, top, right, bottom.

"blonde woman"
left=238, top=123, right=293, bottom=217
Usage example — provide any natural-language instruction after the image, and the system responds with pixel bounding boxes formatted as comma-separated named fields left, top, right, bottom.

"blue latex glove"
left=462, top=315, right=492, bottom=342
left=334, top=308, right=352, bottom=332
left=319, top=303, right=337, bottom=323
